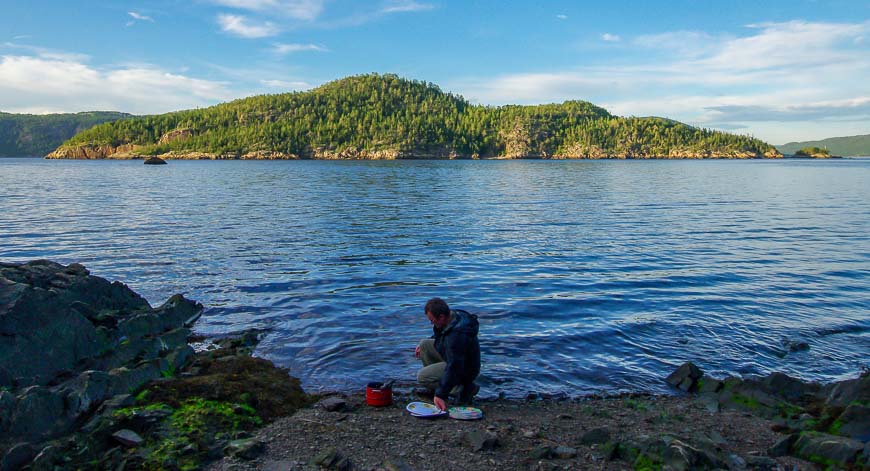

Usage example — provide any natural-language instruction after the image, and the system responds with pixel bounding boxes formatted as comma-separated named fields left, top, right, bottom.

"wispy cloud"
left=450, top=20, right=870, bottom=142
left=556, top=14, right=568, bottom=20
left=272, top=43, right=328, bottom=54
left=0, top=50, right=232, bottom=114
left=217, top=14, right=280, bottom=38
left=210, top=0, right=325, bottom=21
left=128, top=12, right=154, bottom=22
left=380, top=1, right=435, bottom=14
left=261, top=79, right=310, bottom=89
left=601, top=33, right=620, bottom=42
left=2, top=42, right=90, bottom=62
left=634, top=30, right=719, bottom=57
left=705, top=97, right=870, bottom=122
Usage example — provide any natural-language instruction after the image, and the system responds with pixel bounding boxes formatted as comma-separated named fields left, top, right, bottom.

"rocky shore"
left=0, top=261, right=307, bottom=470
left=1, top=261, right=867, bottom=470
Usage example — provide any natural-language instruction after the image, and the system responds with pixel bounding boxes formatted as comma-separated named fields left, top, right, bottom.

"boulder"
left=463, top=430, right=499, bottom=452
left=224, top=438, right=265, bottom=460
left=793, top=431, right=863, bottom=465
left=580, top=427, right=611, bottom=445
left=0, top=262, right=123, bottom=387
left=29, top=445, right=61, bottom=471
left=0, top=261, right=202, bottom=447
left=111, top=429, right=143, bottom=447
left=665, top=362, right=703, bottom=392
left=529, top=446, right=554, bottom=460
left=696, top=378, right=723, bottom=394
left=0, top=442, right=35, bottom=471
left=823, top=374, right=870, bottom=407
left=753, top=372, right=821, bottom=404
left=834, top=403, right=870, bottom=441
left=143, top=156, right=167, bottom=165
left=310, top=448, right=353, bottom=470
left=662, top=439, right=725, bottom=470
left=60, top=370, right=114, bottom=417
left=767, top=433, right=798, bottom=457
left=317, top=396, right=347, bottom=412
left=8, top=386, right=65, bottom=441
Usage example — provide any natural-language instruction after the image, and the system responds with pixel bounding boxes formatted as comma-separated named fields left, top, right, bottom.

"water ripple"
left=1, top=157, right=868, bottom=396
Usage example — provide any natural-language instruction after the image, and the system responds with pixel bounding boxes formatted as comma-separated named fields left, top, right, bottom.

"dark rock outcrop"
left=0, top=260, right=201, bottom=452
left=665, top=362, right=870, bottom=469
left=665, top=361, right=704, bottom=392
left=143, top=156, right=167, bottom=165
left=793, top=432, right=864, bottom=465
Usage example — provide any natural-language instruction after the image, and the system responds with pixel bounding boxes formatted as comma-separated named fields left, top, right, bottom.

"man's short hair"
left=425, top=297, right=450, bottom=319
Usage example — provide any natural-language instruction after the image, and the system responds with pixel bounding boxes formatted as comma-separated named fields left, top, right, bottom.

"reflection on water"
left=1, top=158, right=868, bottom=396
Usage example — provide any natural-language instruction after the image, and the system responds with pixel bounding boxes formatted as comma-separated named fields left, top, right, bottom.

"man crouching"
left=415, top=297, right=480, bottom=411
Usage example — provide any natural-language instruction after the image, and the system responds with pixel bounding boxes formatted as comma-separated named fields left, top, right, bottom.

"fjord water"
left=1, top=158, right=868, bottom=396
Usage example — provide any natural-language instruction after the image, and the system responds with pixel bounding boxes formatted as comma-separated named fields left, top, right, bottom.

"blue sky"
left=1, top=0, right=868, bottom=144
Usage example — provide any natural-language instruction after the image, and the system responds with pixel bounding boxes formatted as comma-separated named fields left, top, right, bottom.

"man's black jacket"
left=433, top=309, right=480, bottom=399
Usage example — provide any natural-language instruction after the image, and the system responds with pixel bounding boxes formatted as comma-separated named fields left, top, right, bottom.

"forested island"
left=778, top=134, right=870, bottom=157
left=47, top=74, right=781, bottom=160
left=0, top=111, right=130, bottom=157
left=793, top=146, right=834, bottom=158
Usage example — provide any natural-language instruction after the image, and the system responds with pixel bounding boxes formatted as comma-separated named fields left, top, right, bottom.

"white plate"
left=448, top=406, right=483, bottom=420
left=406, top=402, right=446, bottom=417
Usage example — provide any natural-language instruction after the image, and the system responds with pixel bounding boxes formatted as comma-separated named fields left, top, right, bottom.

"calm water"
left=1, top=157, right=868, bottom=397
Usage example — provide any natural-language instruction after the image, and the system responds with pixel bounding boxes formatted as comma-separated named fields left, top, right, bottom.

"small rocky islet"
left=1, top=260, right=867, bottom=470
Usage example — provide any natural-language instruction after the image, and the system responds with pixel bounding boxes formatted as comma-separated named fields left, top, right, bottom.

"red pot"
left=366, top=382, right=393, bottom=407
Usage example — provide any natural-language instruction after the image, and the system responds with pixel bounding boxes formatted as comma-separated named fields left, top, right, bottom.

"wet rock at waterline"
left=143, top=156, right=167, bottom=165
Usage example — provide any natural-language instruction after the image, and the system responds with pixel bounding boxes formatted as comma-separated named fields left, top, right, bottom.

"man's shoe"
left=414, top=388, right=434, bottom=400
left=458, top=383, right=479, bottom=405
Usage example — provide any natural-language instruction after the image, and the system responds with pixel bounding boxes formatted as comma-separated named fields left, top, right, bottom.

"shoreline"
left=1, top=261, right=867, bottom=470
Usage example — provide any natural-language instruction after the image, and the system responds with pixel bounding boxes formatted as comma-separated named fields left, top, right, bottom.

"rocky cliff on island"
left=2, top=261, right=867, bottom=470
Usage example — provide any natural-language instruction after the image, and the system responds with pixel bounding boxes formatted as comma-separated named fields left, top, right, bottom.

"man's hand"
left=434, top=396, right=447, bottom=411
left=414, top=344, right=421, bottom=359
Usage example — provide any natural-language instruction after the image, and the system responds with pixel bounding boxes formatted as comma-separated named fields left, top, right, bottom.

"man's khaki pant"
left=417, top=339, right=464, bottom=395
left=416, top=339, right=445, bottom=392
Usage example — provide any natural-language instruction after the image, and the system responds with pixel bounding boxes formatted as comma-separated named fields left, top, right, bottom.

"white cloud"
left=601, top=33, right=620, bottom=42
left=210, top=0, right=324, bottom=21
left=261, top=79, right=310, bottom=89
left=634, top=30, right=718, bottom=57
left=0, top=52, right=233, bottom=114
left=704, top=96, right=870, bottom=122
left=127, top=12, right=154, bottom=22
left=272, top=42, right=328, bottom=54
left=556, top=14, right=568, bottom=20
left=449, top=20, right=870, bottom=143
left=380, top=1, right=435, bottom=14
left=702, top=21, right=869, bottom=71
left=217, top=14, right=280, bottom=38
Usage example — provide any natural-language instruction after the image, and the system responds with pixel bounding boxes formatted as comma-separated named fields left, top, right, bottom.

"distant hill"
left=0, top=111, right=131, bottom=157
left=49, top=74, right=779, bottom=160
left=777, top=133, right=870, bottom=157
